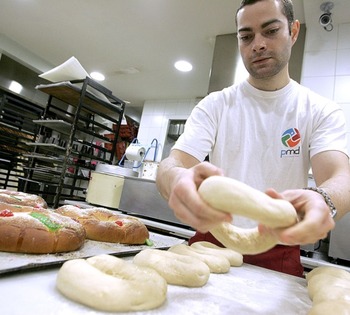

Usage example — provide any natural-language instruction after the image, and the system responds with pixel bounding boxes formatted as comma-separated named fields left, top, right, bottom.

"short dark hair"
left=235, top=0, right=295, bottom=34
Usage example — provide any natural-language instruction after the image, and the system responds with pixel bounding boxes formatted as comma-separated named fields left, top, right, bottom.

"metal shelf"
left=23, top=77, right=125, bottom=207
left=0, top=91, right=43, bottom=189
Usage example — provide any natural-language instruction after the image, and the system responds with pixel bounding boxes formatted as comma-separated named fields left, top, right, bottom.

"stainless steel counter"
left=0, top=258, right=311, bottom=315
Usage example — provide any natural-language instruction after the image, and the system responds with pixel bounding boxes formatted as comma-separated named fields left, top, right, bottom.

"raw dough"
left=56, top=254, right=167, bottom=312
left=312, top=287, right=350, bottom=304
left=198, top=176, right=297, bottom=228
left=198, top=176, right=297, bottom=255
left=308, top=300, right=350, bottom=315
left=306, top=266, right=350, bottom=314
left=209, top=223, right=279, bottom=255
left=190, top=241, right=243, bottom=266
left=308, top=273, right=350, bottom=300
left=133, top=248, right=210, bottom=287
left=168, top=243, right=230, bottom=273
left=306, top=266, right=350, bottom=282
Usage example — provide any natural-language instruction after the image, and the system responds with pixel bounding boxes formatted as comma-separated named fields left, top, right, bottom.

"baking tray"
left=0, top=263, right=312, bottom=314
left=0, top=232, right=184, bottom=275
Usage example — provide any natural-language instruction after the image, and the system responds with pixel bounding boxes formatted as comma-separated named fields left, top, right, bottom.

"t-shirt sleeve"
left=172, top=95, right=218, bottom=162
left=309, top=101, right=349, bottom=158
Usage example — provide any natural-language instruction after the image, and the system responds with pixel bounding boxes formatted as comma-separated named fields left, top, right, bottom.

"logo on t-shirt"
left=280, top=128, right=301, bottom=158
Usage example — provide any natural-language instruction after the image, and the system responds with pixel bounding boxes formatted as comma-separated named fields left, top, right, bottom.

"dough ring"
left=56, top=254, right=167, bottom=312
left=306, top=266, right=350, bottom=282
left=133, top=248, right=210, bottom=287
left=168, top=243, right=231, bottom=273
left=190, top=241, right=243, bottom=266
left=198, top=176, right=298, bottom=255
left=307, top=273, right=350, bottom=300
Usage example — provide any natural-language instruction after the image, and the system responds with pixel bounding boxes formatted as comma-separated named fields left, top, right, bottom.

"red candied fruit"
left=0, top=209, right=14, bottom=217
left=115, top=220, right=123, bottom=227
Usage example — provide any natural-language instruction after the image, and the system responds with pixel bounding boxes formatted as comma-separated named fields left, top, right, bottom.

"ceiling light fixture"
left=90, top=71, right=105, bottom=81
left=9, top=81, right=23, bottom=94
left=174, top=60, right=193, bottom=72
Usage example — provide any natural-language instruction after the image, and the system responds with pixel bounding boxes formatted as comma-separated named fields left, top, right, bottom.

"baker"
left=156, top=0, right=350, bottom=277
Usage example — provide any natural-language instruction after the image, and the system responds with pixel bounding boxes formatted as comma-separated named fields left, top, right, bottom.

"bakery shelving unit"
left=22, top=77, right=126, bottom=208
left=0, top=92, right=43, bottom=190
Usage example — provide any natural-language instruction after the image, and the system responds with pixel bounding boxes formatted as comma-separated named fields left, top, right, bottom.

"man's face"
left=236, top=0, right=294, bottom=81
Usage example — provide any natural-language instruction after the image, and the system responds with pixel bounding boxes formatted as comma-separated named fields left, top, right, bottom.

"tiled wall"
left=301, top=22, right=350, bottom=153
left=139, top=22, right=350, bottom=161
left=137, top=99, right=198, bottom=161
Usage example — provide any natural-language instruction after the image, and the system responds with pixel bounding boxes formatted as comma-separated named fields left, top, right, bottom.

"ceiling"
left=0, top=0, right=348, bottom=119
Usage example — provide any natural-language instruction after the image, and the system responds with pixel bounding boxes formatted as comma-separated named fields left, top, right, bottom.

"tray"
left=0, top=232, right=184, bottom=275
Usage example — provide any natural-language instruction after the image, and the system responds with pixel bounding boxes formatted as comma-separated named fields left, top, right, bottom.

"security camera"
left=319, top=1, right=334, bottom=31
left=319, top=12, right=332, bottom=27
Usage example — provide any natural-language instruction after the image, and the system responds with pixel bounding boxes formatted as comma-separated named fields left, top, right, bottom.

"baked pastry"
left=0, top=189, right=47, bottom=208
left=0, top=207, right=86, bottom=254
left=0, top=202, right=44, bottom=213
left=54, top=205, right=149, bottom=244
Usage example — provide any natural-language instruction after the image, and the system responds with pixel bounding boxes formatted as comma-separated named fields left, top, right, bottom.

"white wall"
left=301, top=22, right=350, bottom=153
left=138, top=22, right=350, bottom=161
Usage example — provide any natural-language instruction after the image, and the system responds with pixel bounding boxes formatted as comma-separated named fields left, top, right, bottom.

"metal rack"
left=22, top=77, right=125, bottom=207
left=0, top=92, right=43, bottom=190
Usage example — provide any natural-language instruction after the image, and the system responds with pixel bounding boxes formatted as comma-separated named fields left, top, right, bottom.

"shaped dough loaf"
left=133, top=248, right=210, bottom=287
left=56, top=254, right=167, bottom=312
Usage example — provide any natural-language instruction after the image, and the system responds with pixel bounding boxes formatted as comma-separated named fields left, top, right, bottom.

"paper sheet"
left=39, top=56, right=90, bottom=82
left=38, top=57, right=114, bottom=104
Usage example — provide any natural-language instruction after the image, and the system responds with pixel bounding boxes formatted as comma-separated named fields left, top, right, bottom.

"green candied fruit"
left=10, top=196, right=22, bottom=201
left=29, top=212, right=62, bottom=231
left=145, top=238, right=154, bottom=246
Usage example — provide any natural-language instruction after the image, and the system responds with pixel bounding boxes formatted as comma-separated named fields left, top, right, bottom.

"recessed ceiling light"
left=90, top=71, right=105, bottom=81
left=9, top=81, right=23, bottom=94
left=174, top=60, right=193, bottom=72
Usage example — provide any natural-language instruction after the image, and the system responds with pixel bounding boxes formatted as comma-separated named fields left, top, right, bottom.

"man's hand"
left=168, top=162, right=232, bottom=233
left=260, top=189, right=335, bottom=245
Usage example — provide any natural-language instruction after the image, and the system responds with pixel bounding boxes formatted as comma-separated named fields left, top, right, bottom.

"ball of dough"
left=133, top=248, right=210, bottom=287
left=168, top=244, right=230, bottom=273
left=56, top=254, right=167, bottom=312
left=190, top=241, right=243, bottom=266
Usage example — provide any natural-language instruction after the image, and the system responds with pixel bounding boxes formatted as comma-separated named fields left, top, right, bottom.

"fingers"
left=168, top=175, right=231, bottom=233
left=264, top=188, right=283, bottom=199
left=277, top=212, right=334, bottom=245
left=192, top=162, right=224, bottom=186
left=261, top=208, right=334, bottom=245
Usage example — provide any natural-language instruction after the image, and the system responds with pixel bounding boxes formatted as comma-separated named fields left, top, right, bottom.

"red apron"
left=188, top=231, right=304, bottom=278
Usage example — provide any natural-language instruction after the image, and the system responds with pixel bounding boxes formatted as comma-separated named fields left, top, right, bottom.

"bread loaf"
left=55, top=205, right=149, bottom=244
left=0, top=207, right=86, bottom=254
left=0, top=189, right=47, bottom=208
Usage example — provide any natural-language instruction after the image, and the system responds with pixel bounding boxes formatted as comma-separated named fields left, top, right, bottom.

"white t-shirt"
left=173, top=80, right=348, bottom=227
